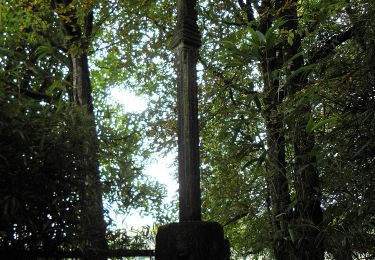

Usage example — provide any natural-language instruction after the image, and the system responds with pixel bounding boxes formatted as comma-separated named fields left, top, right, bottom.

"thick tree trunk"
left=286, top=17, right=324, bottom=260
left=291, top=104, right=324, bottom=260
left=288, top=56, right=324, bottom=259
left=255, top=1, right=324, bottom=258
left=257, top=3, right=294, bottom=256
left=53, top=2, right=108, bottom=259
left=71, top=53, right=108, bottom=260
left=264, top=104, right=292, bottom=260
left=261, top=58, right=292, bottom=259
left=275, top=1, right=325, bottom=258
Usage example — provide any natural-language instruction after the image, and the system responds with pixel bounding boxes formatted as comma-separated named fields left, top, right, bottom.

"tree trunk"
left=261, top=56, right=292, bottom=259
left=285, top=22, right=324, bottom=260
left=284, top=7, right=324, bottom=259
left=257, top=2, right=294, bottom=258
left=53, top=2, right=108, bottom=259
left=264, top=104, right=292, bottom=260
left=71, top=53, right=108, bottom=260
left=256, top=1, right=324, bottom=258
left=291, top=105, right=324, bottom=260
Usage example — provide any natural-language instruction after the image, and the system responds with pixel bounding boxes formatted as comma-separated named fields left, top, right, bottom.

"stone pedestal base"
left=155, top=221, right=229, bottom=260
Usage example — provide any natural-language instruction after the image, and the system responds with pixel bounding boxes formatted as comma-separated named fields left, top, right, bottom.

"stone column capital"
left=170, top=0, right=201, bottom=50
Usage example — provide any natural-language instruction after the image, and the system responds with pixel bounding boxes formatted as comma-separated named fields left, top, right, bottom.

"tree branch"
left=238, top=0, right=254, bottom=22
left=224, top=212, right=250, bottom=226
left=308, top=27, right=354, bottom=65
left=4, top=80, right=52, bottom=102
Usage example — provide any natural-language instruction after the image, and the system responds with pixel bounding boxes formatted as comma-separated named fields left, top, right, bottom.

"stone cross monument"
left=155, top=1, right=229, bottom=259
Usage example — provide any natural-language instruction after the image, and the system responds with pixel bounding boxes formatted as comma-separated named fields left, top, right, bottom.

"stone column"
left=155, top=1, right=229, bottom=259
left=172, top=0, right=201, bottom=222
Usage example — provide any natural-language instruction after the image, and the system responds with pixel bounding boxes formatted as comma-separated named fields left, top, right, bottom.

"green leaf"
left=288, top=228, right=296, bottom=243
left=221, top=40, right=236, bottom=50
left=256, top=30, right=266, bottom=43
left=264, top=18, right=287, bottom=48
left=306, top=116, right=338, bottom=134
left=46, top=80, right=65, bottom=95
left=247, top=28, right=260, bottom=45
left=35, top=44, right=54, bottom=59
left=306, top=116, right=315, bottom=134
left=287, top=31, right=294, bottom=46
left=284, top=52, right=304, bottom=65
left=287, top=64, right=316, bottom=81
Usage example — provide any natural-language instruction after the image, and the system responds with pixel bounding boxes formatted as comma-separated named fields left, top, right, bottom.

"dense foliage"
left=0, top=0, right=166, bottom=255
left=0, top=0, right=374, bottom=259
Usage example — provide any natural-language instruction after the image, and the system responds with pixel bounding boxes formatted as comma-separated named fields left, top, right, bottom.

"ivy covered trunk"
left=291, top=104, right=324, bottom=259
left=285, top=5, right=324, bottom=259
left=254, top=0, right=324, bottom=259
left=263, top=82, right=292, bottom=260
left=258, top=36, right=291, bottom=257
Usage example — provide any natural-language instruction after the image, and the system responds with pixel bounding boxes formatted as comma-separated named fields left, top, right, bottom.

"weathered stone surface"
left=172, top=0, right=202, bottom=223
left=155, top=221, right=229, bottom=260
left=175, top=42, right=201, bottom=222
left=170, top=20, right=201, bottom=49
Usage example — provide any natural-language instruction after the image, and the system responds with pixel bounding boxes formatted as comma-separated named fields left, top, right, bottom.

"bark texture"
left=260, top=42, right=292, bottom=259
left=284, top=3, right=324, bottom=259
left=238, top=0, right=325, bottom=258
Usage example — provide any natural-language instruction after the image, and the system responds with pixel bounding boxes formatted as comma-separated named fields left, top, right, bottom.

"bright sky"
left=108, top=88, right=178, bottom=229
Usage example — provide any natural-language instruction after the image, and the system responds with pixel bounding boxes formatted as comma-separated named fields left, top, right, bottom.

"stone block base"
left=155, top=221, right=229, bottom=260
